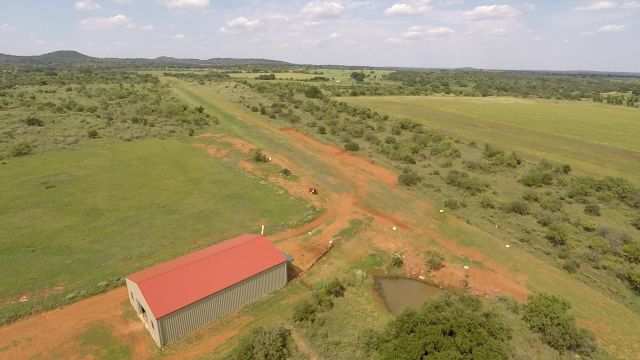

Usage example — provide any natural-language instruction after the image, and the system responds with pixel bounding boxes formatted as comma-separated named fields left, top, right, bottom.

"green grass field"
left=0, top=138, right=310, bottom=324
left=343, top=96, right=640, bottom=181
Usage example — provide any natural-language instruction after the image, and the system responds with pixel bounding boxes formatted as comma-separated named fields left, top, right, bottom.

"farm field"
left=343, top=96, right=640, bottom=181
left=0, top=138, right=311, bottom=325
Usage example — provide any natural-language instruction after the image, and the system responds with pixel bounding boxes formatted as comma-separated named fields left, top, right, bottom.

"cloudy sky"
left=0, top=0, right=638, bottom=71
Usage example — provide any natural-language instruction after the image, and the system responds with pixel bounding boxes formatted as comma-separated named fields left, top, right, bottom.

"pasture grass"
left=0, top=138, right=310, bottom=324
left=344, top=96, right=640, bottom=181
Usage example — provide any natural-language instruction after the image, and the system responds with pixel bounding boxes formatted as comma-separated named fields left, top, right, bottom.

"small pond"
left=375, top=276, right=443, bottom=315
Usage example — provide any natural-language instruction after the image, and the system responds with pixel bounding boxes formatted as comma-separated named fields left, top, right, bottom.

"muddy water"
left=375, top=276, right=443, bottom=314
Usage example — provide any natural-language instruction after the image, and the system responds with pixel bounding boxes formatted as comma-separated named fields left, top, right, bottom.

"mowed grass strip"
left=344, top=96, right=640, bottom=180
left=0, top=138, right=309, bottom=323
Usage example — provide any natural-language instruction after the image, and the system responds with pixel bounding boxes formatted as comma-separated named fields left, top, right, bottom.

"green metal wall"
left=157, top=262, right=287, bottom=345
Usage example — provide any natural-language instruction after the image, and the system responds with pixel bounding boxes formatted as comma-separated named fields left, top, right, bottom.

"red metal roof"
left=127, top=234, right=287, bottom=318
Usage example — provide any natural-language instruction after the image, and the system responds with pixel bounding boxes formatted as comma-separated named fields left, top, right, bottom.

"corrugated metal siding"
left=158, top=262, right=287, bottom=345
left=125, top=279, right=162, bottom=346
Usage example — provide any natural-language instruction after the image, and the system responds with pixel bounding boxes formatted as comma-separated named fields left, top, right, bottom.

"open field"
left=0, top=138, right=311, bottom=324
left=344, top=96, right=640, bottom=180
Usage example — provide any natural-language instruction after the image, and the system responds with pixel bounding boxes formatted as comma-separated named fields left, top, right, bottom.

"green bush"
left=622, top=242, right=640, bottom=263
left=252, top=149, right=269, bottom=163
left=424, top=250, right=444, bottom=270
left=87, top=129, right=99, bottom=138
left=344, top=141, right=360, bottom=151
left=304, top=86, right=323, bottom=99
left=522, top=293, right=596, bottom=355
left=366, top=293, right=512, bottom=360
left=479, top=195, right=496, bottom=209
left=632, top=217, right=640, bottom=230
left=444, top=199, right=465, bottom=209
left=626, top=271, right=640, bottom=294
left=444, top=170, right=488, bottom=195
left=584, top=203, right=601, bottom=216
left=563, top=259, right=580, bottom=273
left=505, top=200, right=530, bottom=216
left=546, top=222, right=570, bottom=246
left=24, top=116, right=44, bottom=126
left=230, top=326, right=295, bottom=360
left=398, top=168, right=422, bottom=187
left=292, top=299, right=317, bottom=323
left=10, top=143, right=33, bottom=157
left=582, top=220, right=598, bottom=232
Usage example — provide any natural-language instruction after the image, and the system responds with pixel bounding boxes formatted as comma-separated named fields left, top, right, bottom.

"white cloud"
left=597, top=24, right=628, bottom=32
left=403, top=25, right=454, bottom=39
left=1, top=24, right=15, bottom=31
left=487, top=28, right=508, bottom=36
left=303, top=20, right=322, bottom=27
left=74, top=0, right=102, bottom=11
left=622, top=0, right=640, bottom=8
left=159, top=0, right=209, bottom=9
left=464, top=4, right=520, bottom=20
left=219, top=17, right=261, bottom=32
left=328, top=32, right=341, bottom=39
left=169, top=33, right=185, bottom=39
left=302, top=2, right=345, bottom=19
left=384, top=1, right=430, bottom=16
left=575, top=0, right=640, bottom=10
left=576, top=1, right=617, bottom=11
left=77, top=14, right=152, bottom=31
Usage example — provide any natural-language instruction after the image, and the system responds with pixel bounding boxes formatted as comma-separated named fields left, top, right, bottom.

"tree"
left=344, top=141, right=360, bottom=151
left=522, top=293, right=596, bottom=355
left=366, top=293, right=512, bottom=360
left=584, top=203, right=601, bottom=216
left=304, top=86, right=323, bottom=98
left=351, top=71, right=366, bottom=82
left=398, top=168, right=422, bottom=186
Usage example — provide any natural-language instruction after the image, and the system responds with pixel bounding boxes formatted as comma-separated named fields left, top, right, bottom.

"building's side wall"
left=125, top=279, right=162, bottom=346
left=158, top=262, right=287, bottom=345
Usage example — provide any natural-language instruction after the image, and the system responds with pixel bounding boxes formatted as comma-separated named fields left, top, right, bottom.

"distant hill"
left=0, top=50, right=290, bottom=68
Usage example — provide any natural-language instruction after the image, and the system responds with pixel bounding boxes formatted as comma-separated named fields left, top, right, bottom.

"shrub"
left=520, top=161, right=556, bottom=187
left=230, top=326, right=295, bottom=360
left=280, top=168, right=292, bottom=177
left=24, top=116, right=44, bottom=126
left=626, top=271, right=640, bottom=294
left=563, top=259, right=580, bottom=273
left=546, top=222, right=570, bottom=246
left=252, top=149, right=269, bottom=163
left=304, top=86, right=323, bottom=99
left=622, top=242, right=640, bottom=263
left=584, top=203, right=601, bottom=216
left=292, top=299, right=317, bottom=323
left=539, top=197, right=563, bottom=212
left=535, top=210, right=558, bottom=227
left=315, top=278, right=346, bottom=299
left=10, top=143, right=33, bottom=157
left=444, top=170, right=488, bottom=195
left=317, top=126, right=326, bottom=134
left=505, top=200, right=530, bottom=216
left=444, top=199, right=464, bottom=210
left=389, top=253, right=403, bottom=268
left=424, top=250, right=444, bottom=270
left=582, top=220, right=597, bottom=232
left=632, top=217, right=640, bottom=230
left=522, top=293, right=596, bottom=355
left=257, top=73, right=276, bottom=80
left=398, top=168, right=422, bottom=187
left=87, top=129, right=99, bottom=138
left=344, top=141, right=360, bottom=151
left=479, top=195, right=496, bottom=209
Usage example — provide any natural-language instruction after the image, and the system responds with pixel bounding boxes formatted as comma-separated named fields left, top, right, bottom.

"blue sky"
left=0, top=0, right=638, bottom=71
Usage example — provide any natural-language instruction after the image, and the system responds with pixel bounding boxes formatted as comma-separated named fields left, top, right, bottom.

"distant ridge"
left=0, top=50, right=290, bottom=68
